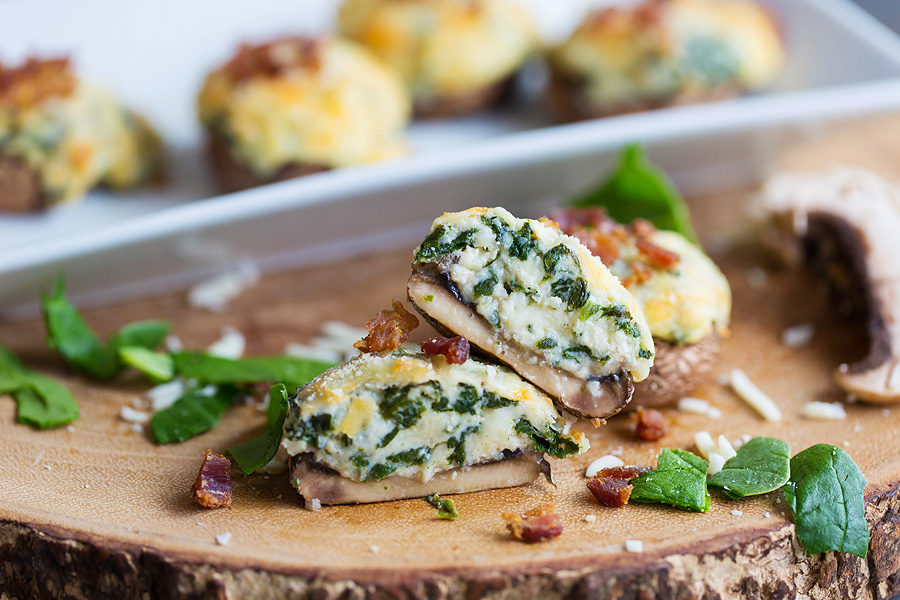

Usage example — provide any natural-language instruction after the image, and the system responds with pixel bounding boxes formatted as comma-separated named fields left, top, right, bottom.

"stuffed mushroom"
left=284, top=349, right=588, bottom=504
left=407, top=207, right=655, bottom=419
left=338, top=0, right=536, bottom=118
left=547, top=0, right=784, bottom=121
left=197, top=36, right=410, bottom=191
left=0, top=57, right=162, bottom=211
left=551, top=208, right=731, bottom=408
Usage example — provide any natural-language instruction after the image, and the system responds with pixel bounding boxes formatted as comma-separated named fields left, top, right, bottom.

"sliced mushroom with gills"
left=407, top=207, right=655, bottom=419
left=763, top=168, right=900, bottom=403
left=282, top=349, right=587, bottom=505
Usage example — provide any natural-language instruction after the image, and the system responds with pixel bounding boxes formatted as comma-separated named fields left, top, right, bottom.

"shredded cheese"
left=188, top=262, right=260, bottom=312
left=624, top=540, right=644, bottom=553
left=729, top=369, right=781, bottom=421
left=678, top=397, right=710, bottom=414
left=781, top=324, right=814, bottom=348
left=585, top=455, right=625, bottom=478
left=802, top=401, right=847, bottom=421
left=207, top=326, right=246, bottom=359
left=717, top=435, right=737, bottom=460
left=708, top=452, right=726, bottom=475
left=694, top=431, right=717, bottom=459
left=215, top=532, right=232, bottom=546
left=119, top=406, right=149, bottom=424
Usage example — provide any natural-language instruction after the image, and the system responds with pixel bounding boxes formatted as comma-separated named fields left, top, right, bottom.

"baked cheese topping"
left=551, top=0, right=784, bottom=109
left=612, top=230, right=731, bottom=344
left=282, top=349, right=588, bottom=482
left=413, top=207, right=654, bottom=381
left=0, top=81, right=162, bottom=203
left=197, top=36, right=410, bottom=174
left=339, top=0, right=536, bottom=101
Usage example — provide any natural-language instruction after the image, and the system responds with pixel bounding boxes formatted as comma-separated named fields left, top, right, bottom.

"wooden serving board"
left=3, top=117, right=900, bottom=600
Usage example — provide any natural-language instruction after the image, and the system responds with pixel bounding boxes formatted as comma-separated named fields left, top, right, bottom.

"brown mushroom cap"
left=630, top=334, right=721, bottom=409
left=290, top=451, right=546, bottom=505
left=206, top=131, right=328, bottom=192
left=763, top=168, right=900, bottom=403
left=0, top=153, right=46, bottom=212
left=407, top=266, right=633, bottom=420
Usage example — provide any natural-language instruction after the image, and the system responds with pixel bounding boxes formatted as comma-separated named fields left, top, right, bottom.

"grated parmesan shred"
left=728, top=369, right=781, bottom=421
left=694, top=431, right=717, bottom=460
left=802, top=401, right=847, bottom=421
left=781, top=324, right=814, bottom=348
left=708, top=452, right=726, bottom=475
left=188, top=262, right=260, bottom=312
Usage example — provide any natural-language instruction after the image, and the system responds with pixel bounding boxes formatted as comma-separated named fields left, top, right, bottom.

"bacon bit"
left=421, top=335, right=470, bottom=364
left=0, top=57, right=75, bottom=108
left=354, top=300, right=419, bottom=353
left=223, top=37, right=322, bottom=83
left=634, top=407, right=668, bottom=441
left=635, top=237, right=680, bottom=269
left=622, top=262, right=653, bottom=288
left=629, top=218, right=657, bottom=238
left=586, top=477, right=633, bottom=507
left=502, top=505, right=563, bottom=543
left=192, top=450, right=232, bottom=509
left=596, top=465, right=650, bottom=481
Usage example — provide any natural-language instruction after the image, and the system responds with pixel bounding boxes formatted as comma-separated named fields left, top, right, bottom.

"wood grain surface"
left=2, top=116, right=900, bottom=600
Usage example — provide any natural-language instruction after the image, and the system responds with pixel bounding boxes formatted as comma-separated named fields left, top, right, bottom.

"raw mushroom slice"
left=282, top=349, right=587, bottom=505
left=407, top=207, right=655, bottom=419
left=763, top=167, right=900, bottom=403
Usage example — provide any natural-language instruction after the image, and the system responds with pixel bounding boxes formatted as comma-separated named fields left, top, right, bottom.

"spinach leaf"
left=415, top=226, right=478, bottom=262
left=227, top=384, right=290, bottom=475
left=708, top=437, right=790, bottom=499
left=171, top=352, right=333, bottom=389
left=425, top=493, right=459, bottom=520
left=41, top=277, right=169, bottom=379
left=550, top=277, right=589, bottom=309
left=571, top=144, right=698, bottom=243
left=150, top=384, right=241, bottom=444
left=447, top=425, right=480, bottom=466
left=630, top=448, right=710, bottom=512
left=285, top=413, right=333, bottom=449
left=514, top=418, right=581, bottom=459
left=473, top=271, right=499, bottom=299
left=0, top=345, right=79, bottom=429
left=118, top=346, right=174, bottom=383
left=783, top=444, right=869, bottom=558
left=543, top=244, right=578, bottom=276
left=509, top=223, right=536, bottom=260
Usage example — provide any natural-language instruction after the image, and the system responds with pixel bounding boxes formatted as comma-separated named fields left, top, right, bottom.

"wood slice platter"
left=3, top=117, right=900, bottom=600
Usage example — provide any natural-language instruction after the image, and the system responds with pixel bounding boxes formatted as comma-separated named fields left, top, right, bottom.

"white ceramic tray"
left=2, top=0, right=900, bottom=318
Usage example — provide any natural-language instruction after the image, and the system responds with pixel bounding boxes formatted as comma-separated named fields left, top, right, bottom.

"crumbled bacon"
left=421, top=335, right=470, bottom=364
left=354, top=300, right=419, bottom=353
left=586, top=476, right=633, bottom=507
left=634, top=407, right=668, bottom=441
left=629, top=218, right=657, bottom=238
left=223, top=37, right=321, bottom=83
left=0, top=57, right=75, bottom=108
left=502, top=504, right=563, bottom=543
left=586, top=465, right=649, bottom=508
left=635, top=237, right=680, bottom=269
left=622, top=262, right=653, bottom=288
left=596, top=465, right=650, bottom=481
left=192, top=450, right=233, bottom=509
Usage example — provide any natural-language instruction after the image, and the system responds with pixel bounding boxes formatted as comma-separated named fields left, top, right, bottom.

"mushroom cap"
left=630, top=334, right=721, bottom=409
left=763, top=168, right=900, bottom=403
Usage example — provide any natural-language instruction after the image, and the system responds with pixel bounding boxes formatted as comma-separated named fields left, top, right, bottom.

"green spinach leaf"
left=118, top=346, right=174, bottom=383
left=227, top=384, right=290, bottom=475
left=150, top=384, right=241, bottom=444
left=571, top=144, right=698, bottom=243
left=425, top=493, right=459, bottom=520
left=783, top=444, right=869, bottom=558
left=171, top=352, right=333, bottom=389
left=630, top=448, right=710, bottom=512
left=0, top=345, right=79, bottom=429
left=708, top=437, right=790, bottom=499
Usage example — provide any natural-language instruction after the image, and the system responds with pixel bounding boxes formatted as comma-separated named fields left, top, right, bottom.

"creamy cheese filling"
left=282, top=350, right=587, bottom=482
left=414, top=207, right=654, bottom=381
left=610, top=230, right=731, bottom=345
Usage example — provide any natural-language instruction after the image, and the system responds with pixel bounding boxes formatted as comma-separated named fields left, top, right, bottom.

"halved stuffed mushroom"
left=407, top=207, right=654, bottom=419
left=0, top=57, right=162, bottom=211
left=283, top=349, right=587, bottom=504
left=551, top=209, right=731, bottom=407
